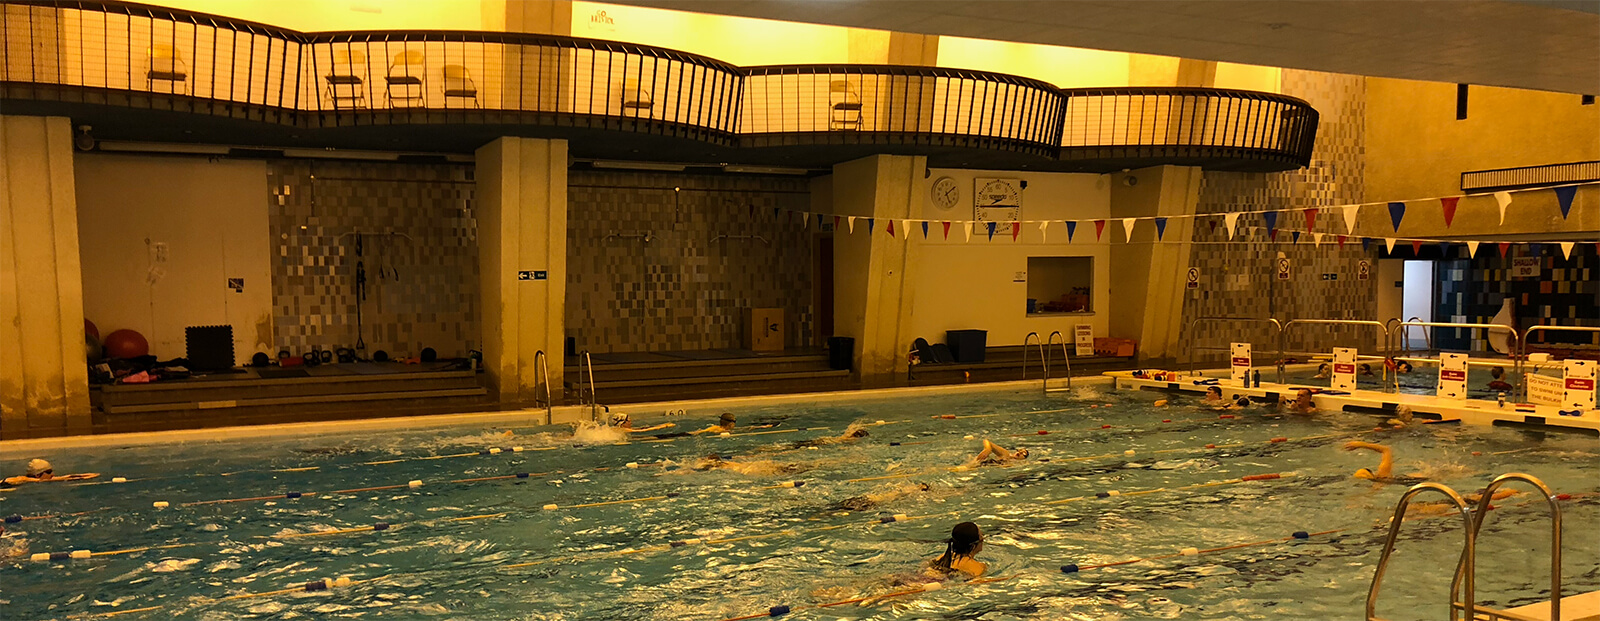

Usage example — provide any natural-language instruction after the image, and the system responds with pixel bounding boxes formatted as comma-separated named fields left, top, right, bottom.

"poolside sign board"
left=1527, top=373, right=1564, bottom=406
left=1565, top=359, right=1597, bottom=410
left=1331, top=347, right=1357, bottom=390
left=1512, top=257, right=1540, bottom=278
left=1074, top=324, right=1094, bottom=357
left=1438, top=352, right=1468, bottom=399
left=1230, top=343, right=1251, bottom=384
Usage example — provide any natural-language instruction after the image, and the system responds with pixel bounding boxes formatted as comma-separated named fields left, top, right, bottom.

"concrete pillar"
left=0, top=116, right=91, bottom=436
left=502, top=1, right=571, bottom=113
left=1107, top=165, right=1203, bottom=364
left=830, top=154, right=925, bottom=386
left=475, top=137, right=568, bottom=407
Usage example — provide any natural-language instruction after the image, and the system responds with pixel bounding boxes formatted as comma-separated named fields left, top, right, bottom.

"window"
left=1026, top=257, right=1093, bottom=315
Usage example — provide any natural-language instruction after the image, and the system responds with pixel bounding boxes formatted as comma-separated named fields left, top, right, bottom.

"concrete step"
left=567, top=355, right=834, bottom=382
left=101, top=386, right=489, bottom=415
left=96, top=372, right=482, bottom=407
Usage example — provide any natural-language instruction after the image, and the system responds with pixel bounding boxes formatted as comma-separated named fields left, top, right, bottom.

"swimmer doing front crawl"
left=953, top=439, right=1028, bottom=470
left=1, top=459, right=98, bottom=487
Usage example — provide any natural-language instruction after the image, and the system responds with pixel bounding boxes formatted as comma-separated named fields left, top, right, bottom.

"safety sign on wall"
left=1565, top=359, right=1597, bottom=410
left=1186, top=267, right=1200, bottom=290
left=1512, top=257, right=1541, bottom=279
left=1357, top=260, right=1371, bottom=281
left=1331, top=347, right=1357, bottom=391
left=1230, top=342, right=1251, bottom=384
left=1527, top=373, right=1564, bottom=406
left=1276, top=258, right=1291, bottom=281
left=1438, top=352, right=1468, bottom=399
left=1074, top=324, right=1094, bottom=357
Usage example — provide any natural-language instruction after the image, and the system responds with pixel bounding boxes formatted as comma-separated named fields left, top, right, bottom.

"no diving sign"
left=1186, top=267, right=1199, bottom=290
left=1276, top=258, right=1291, bottom=281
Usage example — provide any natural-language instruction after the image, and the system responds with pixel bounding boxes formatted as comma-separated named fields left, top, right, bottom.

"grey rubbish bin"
left=946, top=330, right=987, bottom=363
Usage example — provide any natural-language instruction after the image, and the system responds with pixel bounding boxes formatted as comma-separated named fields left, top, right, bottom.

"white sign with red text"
left=1565, top=359, right=1596, bottom=410
left=1527, top=373, right=1564, bottom=406
left=1231, top=343, right=1251, bottom=385
left=1438, top=352, right=1468, bottom=399
left=1332, top=347, right=1357, bottom=391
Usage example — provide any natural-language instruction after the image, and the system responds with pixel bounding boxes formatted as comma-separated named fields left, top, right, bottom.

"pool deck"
left=1106, top=371, right=1600, bottom=435
left=1501, top=590, right=1600, bottom=621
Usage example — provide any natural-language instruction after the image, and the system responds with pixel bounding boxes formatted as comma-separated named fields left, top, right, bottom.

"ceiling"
left=607, top=0, right=1600, bottom=94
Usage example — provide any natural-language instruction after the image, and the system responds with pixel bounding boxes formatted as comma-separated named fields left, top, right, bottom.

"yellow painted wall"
left=571, top=2, right=850, bottom=65
left=74, top=154, right=274, bottom=364
left=1213, top=62, right=1281, bottom=93
left=937, top=36, right=1134, bottom=87
left=1365, top=78, right=1600, bottom=204
left=149, top=0, right=499, bottom=31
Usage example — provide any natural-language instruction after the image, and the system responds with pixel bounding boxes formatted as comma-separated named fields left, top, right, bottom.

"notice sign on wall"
left=1074, top=324, right=1094, bottom=357
left=1565, top=359, right=1597, bottom=410
left=1438, top=352, right=1469, bottom=399
left=1230, top=342, right=1252, bottom=384
left=1331, top=347, right=1357, bottom=391
left=1276, top=257, right=1291, bottom=281
left=1512, top=257, right=1541, bottom=278
left=1527, top=373, right=1564, bottom=406
left=1186, top=267, right=1200, bottom=290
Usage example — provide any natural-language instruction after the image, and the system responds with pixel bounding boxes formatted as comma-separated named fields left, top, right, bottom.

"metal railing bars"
left=1366, top=482, right=1475, bottom=621
left=577, top=350, right=598, bottom=422
left=532, top=349, right=552, bottom=426
left=1045, top=330, right=1072, bottom=392
left=1519, top=325, right=1600, bottom=401
left=1385, top=322, right=1521, bottom=393
left=1448, top=473, right=1562, bottom=621
left=1022, top=332, right=1047, bottom=385
left=1184, top=317, right=1285, bottom=384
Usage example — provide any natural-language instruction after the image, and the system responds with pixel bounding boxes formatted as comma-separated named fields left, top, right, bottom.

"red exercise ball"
left=103, top=329, right=149, bottom=359
left=85, top=319, right=100, bottom=341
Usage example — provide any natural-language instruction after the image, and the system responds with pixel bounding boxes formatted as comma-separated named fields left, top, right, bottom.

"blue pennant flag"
left=773, top=207, right=781, bottom=219
left=986, top=221, right=997, bottom=241
left=921, top=221, right=929, bottom=238
left=1291, top=231, right=1301, bottom=244
left=867, top=218, right=874, bottom=234
left=1263, top=211, right=1278, bottom=232
left=1361, top=237, right=1373, bottom=251
left=1437, top=242, right=1451, bottom=257
left=1387, top=202, right=1405, bottom=231
left=817, top=213, right=825, bottom=229
left=1154, top=217, right=1168, bottom=241
left=1065, top=221, right=1077, bottom=242
left=1527, top=242, right=1544, bottom=256
left=1554, top=186, right=1577, bottom=219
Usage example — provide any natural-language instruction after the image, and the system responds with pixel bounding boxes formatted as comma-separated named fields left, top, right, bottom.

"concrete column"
left=0, top=115, right=91, bottom=436
left=1107, top=165, right=1203, bottom=364
left=475, top=137, right=568, bottom=406
left=830, top=154, right=925, bottom=386
left=502, top=1, right=571, bottom=113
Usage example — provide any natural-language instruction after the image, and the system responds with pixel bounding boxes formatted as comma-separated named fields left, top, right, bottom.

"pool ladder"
left=533, top=350, right=553, bottom=425
left=1366, top=473, right=1563, bottom=621
left=577, top=350, right=601, bottom=422
left=1022, top=332, right=1073, bottom=394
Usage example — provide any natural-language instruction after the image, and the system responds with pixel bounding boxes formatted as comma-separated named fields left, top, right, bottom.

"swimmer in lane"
left=1383, top=406, right=1420, bottom=429
left=789, top=423, right=869, bottom=449
left=927, top=521, right=987, bottom=578
left=1, top=460, right=98, bottom=487
left=1359, top=363, right=1376, bottom=377
left=688, top=413, right=779, bottom=436
left=1486, top=367, right=1515, bottom=392
left=957, top=439, right=1028, bottom=470
left=826, top=481, right=931, bottom=513
left=1404, top=488, right=1522, bottom=518
left=676, top=453, right=809, bottom=476
left=1344, top=441, right=1428, bottom=484
left=1281, top=388, right=1317, bottom=414
left=1201, top=386, right=1245, bottom=410
left=609, top=412, right=675, bottom=434
left=1313, top=363, right=1332, bottom=379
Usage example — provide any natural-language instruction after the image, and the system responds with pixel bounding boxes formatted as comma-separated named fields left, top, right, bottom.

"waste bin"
left=946, top=330, right=987, bottom=363
left=828, top=336, right=854, bottom=371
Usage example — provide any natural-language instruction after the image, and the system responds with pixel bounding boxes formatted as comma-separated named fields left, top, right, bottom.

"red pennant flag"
left=1268, top=228, right=1279, bottom=241
left=1410, top=240, right=1423, bottom=255
left=1497, top=242, right=1511, bottom=257
left=1440, top=197, right=1459, bottom=228
left=942, top=221, right=951, bottom=240
left=1093, top=220, right=1106, bottom=240
left=1303, top=208, right=1317, bottom=230
left=886, top=219, right=895, bottom=237
left=833, top=215, right=841, bottom=230
left=1011, top=222, right=1020, bottom=241
left=1336, top=234, right=1347, bottom=249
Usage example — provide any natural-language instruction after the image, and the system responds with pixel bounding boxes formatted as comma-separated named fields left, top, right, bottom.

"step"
left=101, top=386, right=488, bottom=415
left=567, top=357, right=834, bottom=382
left=96, top=374, right=482, bottom=407
left=580, top=368, right=850, bottom=391
left=96, top=369, right=478, bottom=393
left=1499, top=590, right=1600, bottom=621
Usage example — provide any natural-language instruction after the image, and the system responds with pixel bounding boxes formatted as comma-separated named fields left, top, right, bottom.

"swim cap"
left=1354, top=468, right=1375, bottom=480
left=25, top=459, right=51, bottom=476
left=950, top=521, right=981, bottom=545
left=719, top=412, right=736, bottom=424
left=609, top=412, right=630, bottom=426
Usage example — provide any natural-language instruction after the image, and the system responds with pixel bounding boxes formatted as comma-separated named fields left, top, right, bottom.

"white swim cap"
left=26, top=459, right=52, bottom=476
left=609, top=412, right=630, bottom=426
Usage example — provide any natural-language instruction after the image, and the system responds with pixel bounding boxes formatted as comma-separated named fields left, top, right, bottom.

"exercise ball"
left=85, top=334, right=103, bottom=360
left=84, top=319, right=100, bottom=341
left=103, top=329, right=149, bottom=359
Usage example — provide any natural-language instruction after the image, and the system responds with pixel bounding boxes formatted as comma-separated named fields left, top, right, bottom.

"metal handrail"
left=1385, top=321, right=1521, bottom=393
left=1520, top=325, right=1600, bottom=401
left=1398, top=316, right=1432, bottom=354
left=578, top=350, right=598, bottom=422
left=1045, top=331, right=1072, bottom=392
left=1183, top=317, right=1285, bottom=384
left=1366, top=482, right=1475, bottom=621
left=1449, top=473, right=1562, bottom=621
left=1022, top=332, right=1047, bottom=383
left=1282, top=319, right=1393, bottom=391
left=532, top=350, right=552, bottom=426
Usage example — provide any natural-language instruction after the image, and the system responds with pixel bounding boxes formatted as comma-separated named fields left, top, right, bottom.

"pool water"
left=2, top=385, right=1596, bottom=621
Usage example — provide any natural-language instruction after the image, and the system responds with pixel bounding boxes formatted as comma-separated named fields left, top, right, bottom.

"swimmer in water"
left=1, top=460, right=98, bottom=487
left=1383, top=406, right=1419, bottom=429
left=609, top=412, right=675, bottom=434
left=1359, top=363, right=1375, bottom=377
left=1202, top=386, right=1244, bottom=410
left=1344, top=441, right=1429, bottom=484
left=1279, top=388, right=1316, bottom=414
left=681, top=453, right=807, bottom=476
left=1313, top=363, right=1332, bottom=379
left=927, top=521, right=987, bottom=578
left=957, top=439, right=1028, bottom=470
left=827, top=481, right=931, bottom=513
left=0, top=525, right=26, bottom=561
left=1405, top=488, right=1522, bottom=518
left=1486, top=367, right=1515, bottom=392
left=786, top=423, right=869, bottom=450
left=688, top=413, right=779, bottom=435
left=1395, top=361, right=1414, bottom=374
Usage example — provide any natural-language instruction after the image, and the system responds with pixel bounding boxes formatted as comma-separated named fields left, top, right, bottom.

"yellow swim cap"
left=1354, top=468, right=1375, bottom=480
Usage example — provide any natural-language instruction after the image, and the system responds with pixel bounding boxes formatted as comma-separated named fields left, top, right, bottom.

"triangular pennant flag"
left=1361, top=237, right=1373, bottom=252
left=1497, top=242, right=1511, bottom=257
left=1384, top=238, right=1397, bottom=254
left=1336, top=235, right=1347, bottom=249
left=1291, top=231, right=1301, bottom=244
left=1224, top=212, right=1240, bottom=240
left=1154, top=217, right=1168, bottom=241
left=1494, top=191, right=1512, bottom=224
left=1263, top=211, right=1278, bottom=233
left=1440, top=197, right=1459, bottom=228
left=986, top=221, right=996, bottom=241
left=1409, top=240, right=1423, bottom=255
left=1303, top=208, right=1317, bottom=230
left=1269, top=228, right=1279, bottom=242
left=800, top=210, right=809, bottom=229
left=1094, top=220, right=1106, bottom=241
left=1011, top=222, right=1021, bottom=242
left=773, top=207, right=781, bottom=219
left=1528, top=242, right=1544, bottom=256
left=1437, top=242, right=1450, bottom=257
left=1387, top=202, right=1406, bottom=231
left=963, top=222, right=972, bottom=242
left=1342, top=205, right=1359, bottom=234
left=846, top=216, right=855, bottom=234
left=816, top=213, right=824, bottom=229
left=1466, top=241, right=1480, bottom=257
left=833, top=215, right=841, bottom=231
left=902, top=220, right=911, bottom=239
left=1037, top=220, right=1049, bottom=243
left=1554, top=186, right=1577, bottom=219
left=1121, top=218, right=1137, bottom=242
left=921, top=221, right=929, bottom=239
left=884, top=219, right=894, bottom=237
left=1561, top=241, right=1576, bottom=259
left=942, top=221, right=951, bottom=240
left=1312, top=232, right=1323, bottom=246
left=868, top=218, right=875, bottom=235
left=1065, top=221, right=1077, bottom=242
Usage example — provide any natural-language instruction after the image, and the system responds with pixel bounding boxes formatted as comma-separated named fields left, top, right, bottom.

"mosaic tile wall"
left=1434, top=244, right=1600, bottom=350
left=1184, top=69, right=1379, bottom=359
left=268, top=161, right=480, bottom=358
left=566, top=171, right=816, bottom=353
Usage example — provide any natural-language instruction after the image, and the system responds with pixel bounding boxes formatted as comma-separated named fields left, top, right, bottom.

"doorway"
left=1400, top=260, right=1436, bottom=349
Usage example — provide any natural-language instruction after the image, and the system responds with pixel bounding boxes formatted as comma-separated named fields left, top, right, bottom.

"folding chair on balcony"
left=146, top=44, right=188, bottom=94
left=324, top=48, right=368, bottom=109
left=621, top=78, right=653, bottom=117
left=385, top=50, right=425, bottom=108
left=443, top=64, right=479, bottom=108
left=829, top=79, right=863, bottom=130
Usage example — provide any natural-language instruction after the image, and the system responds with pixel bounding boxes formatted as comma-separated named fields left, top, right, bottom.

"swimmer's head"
left=916, top=482, right=931, bottom=491
left=950, top=521, right=983, bottom=554
left=1206, top=386, right=1222, bottom=398
left=848, top=428, right=869, bottom=438
left=1318, top=363, right=1330, bottom=372
left=1490, top=366, right=1505, bottom=379
left=1236, top=396, right=1251, bottom=407
left=1395, top=406, right=1413, bottom=423
left=1015, top=448, right=1030, bottom=460
left=26, top=459, right=52, bottom=477
left=1354, top=468, right=1377, bottom=480
left=1397, top=362, right=1414, bottom=373
left=609, top=412, right=631, bottom=427
left=718, top=413, right=736, bottom=427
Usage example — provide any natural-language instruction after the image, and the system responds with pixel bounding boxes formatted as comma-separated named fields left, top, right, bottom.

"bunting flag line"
left=1094, top=220, right=1106, bottom=241
left=1154, top=217, right=1168, bottom=241
left=1362, top=237, right=1373, bottom=252
left=1497, top=242, right=1511, bottom=257
left=1291, top=231, right=1301, bottom=244
left=1384, top=238, right=1397, bottom=254
left=1342, top=205, right=1359, bottom=235
left=1065, top=221, right=1077, bottom=242
left=884, top=219, right=893, bottom=237
left=1494, top=192, right=1512, bottom=225
left=1440, top=197, right=1459, bottom=228
left=1435, top=241, right=1448, bottom=257
left=1554, top=186, right=1577, bottom=219
left=1269, top=227, right=1279, bottom=242
left=1466, top=241, right=1480, bottom=257
left=847, top=216, right=856, bottom=234
left=1528, top=243, right=1544, bottom=256
left=1121, top=218, right=1137, bottom=242
left=1303, top=208, right=1317, bottom=230
left=1336, top=234, right=1347, bottom=249
left=834, top=215, right=841, bottom=231
left=1011, top=222, right=1021, bottom=242
left=964, top=222, right=972, bottom=242
left=1263, top=211, right=1278, bottom=235
left=1561, top=241, right=1576, bottom=259
left=902, top=220, right=912, bottom=240
left=868, top=218, right=875, bottom=235
left=922, top=221, right=929, bottom=239
left=1409, top=240, right=1423, bottom=255
left=1224, top=212, right=1240, bottom=240
left=1038, top=220, right=1050, bottom=242
left=942, top=221, right=951, bottom=240
left=1387, top=202, right=1406, bottom=231
left=986, top=221, right=996, bottom=241
left=1312, top=232, right=1323, bottom=246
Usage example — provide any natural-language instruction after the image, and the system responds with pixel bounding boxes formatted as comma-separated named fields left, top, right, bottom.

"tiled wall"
left=566, top=171, right=816, bottom=353
left=1184, top=69, right=1378, bottom=357
left=267, top=161, right=480, bottom=358
left=1435, top=245, right=1600, bottom=350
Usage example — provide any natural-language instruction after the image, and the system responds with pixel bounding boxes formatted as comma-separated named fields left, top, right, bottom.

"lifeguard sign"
left=1565, top=359, right=1597, bottom=410
left=1438, top=352, right=1468, bottom=399
left=1331, top=347, right=1357, bottom=390
left=1230, top=343, right=1251, bottom=384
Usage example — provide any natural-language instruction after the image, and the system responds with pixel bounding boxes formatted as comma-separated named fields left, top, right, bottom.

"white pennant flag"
left=963, top=222, right=972, bottom=242
left=846, top=216, right=856, bottom=234
left=1561, top=241, right=1575, bottom=259
left=1224, top=212, right=1240, bottom=240
left=1494, top=191, right=1512, bottom=224
left=1121, top=218, right=1137, bottom=242
left=1341, top=205, right=1359, bottom=234
left=902, top=220, right=912, bottom=239
left=1312, top=232, right=1323, bottom=246
left=1467, top=241, right=1480, bottom=257
left=1384, top=237, right=1397, bottom=253
left=1038, top=220, right=1050, bottom=242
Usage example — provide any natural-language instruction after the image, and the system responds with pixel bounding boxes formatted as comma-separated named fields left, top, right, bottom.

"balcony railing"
left=1, top=0, right=1317, bottom=170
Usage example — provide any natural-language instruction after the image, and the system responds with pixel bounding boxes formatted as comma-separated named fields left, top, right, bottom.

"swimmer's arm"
left=688, top=425, right=721, bottom=435
left=53, top=473, right=99, bottom=481
left=1, top=476, right=35, bottom=485
left=627, top=423, right=674, bottom=433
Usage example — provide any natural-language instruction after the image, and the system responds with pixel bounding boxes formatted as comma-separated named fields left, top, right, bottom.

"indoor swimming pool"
left=3, top=384, right=1596, bottom=620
